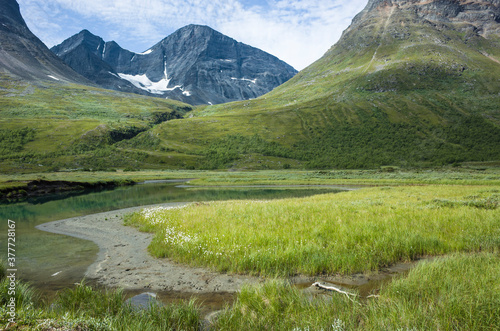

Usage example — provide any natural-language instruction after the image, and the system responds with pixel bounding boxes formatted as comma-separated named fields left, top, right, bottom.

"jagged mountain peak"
left=53, top=25, right=297, bottom=105
left=51, top=29, right=105, bottom=57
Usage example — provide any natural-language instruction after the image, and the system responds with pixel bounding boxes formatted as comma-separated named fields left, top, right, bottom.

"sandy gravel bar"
left=36, top=202, right=260, bottom=293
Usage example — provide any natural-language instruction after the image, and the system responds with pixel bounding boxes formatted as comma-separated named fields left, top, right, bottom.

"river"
left=0, top=180, right=346, bottom=296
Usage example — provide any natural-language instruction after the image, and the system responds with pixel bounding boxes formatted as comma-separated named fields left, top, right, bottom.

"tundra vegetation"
left=1, top=173, right=499, bottom=330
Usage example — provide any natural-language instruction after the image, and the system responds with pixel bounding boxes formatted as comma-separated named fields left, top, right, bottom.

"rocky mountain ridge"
left=0, top=0, right=91, bottom=84
left=51, top=25, right=298, bottom=105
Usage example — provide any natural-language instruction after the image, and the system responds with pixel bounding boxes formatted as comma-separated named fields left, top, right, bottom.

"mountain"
left=0, top=0, right=194, bottom=174
left=145, top=0, right=500, bottom=169
left=3, top=0, right=499, bottom=172
left=0, top=0, right=90, bottom=84
left=51, top=25, right=298, bottom=105
left=49, top=30, right=146, bottom=95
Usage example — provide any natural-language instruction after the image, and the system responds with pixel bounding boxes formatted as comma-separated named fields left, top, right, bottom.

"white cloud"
left=18, top=0, right=368, bottom=70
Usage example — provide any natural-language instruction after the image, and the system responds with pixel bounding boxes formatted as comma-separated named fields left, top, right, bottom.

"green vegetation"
left=214, top=279, right=362, bottom=330
left=146, top=8, right=500, bottom=170
left=2, top=173, right=500, bottom=329
left=2, top=3, right=500, bottom=171
left=4, top=253, right=499, bottom=330
left=213, top=253, right=500, bottom=330
left=3, top=13, right=500, bottom=172
left=0, top=271, right=202, bottom=330
left=363, top=252, right=500, bottom=330
left=0, top=77, right=195, bottom=173
left=1, top=167, right=499, bottom=201
left=1, top=167, right=498, bottom=189
left=125, top=185, right=499, bottom=276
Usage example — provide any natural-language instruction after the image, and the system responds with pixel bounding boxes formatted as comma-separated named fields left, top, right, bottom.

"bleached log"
left=312, top=282, right=357, bottom=299
left=366, top=294, right=380, bottom=298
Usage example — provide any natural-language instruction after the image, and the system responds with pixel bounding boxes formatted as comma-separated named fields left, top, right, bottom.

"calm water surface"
left=0, top=181, right=345, bottom=294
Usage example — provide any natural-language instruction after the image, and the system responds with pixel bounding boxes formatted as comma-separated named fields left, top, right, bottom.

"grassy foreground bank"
left=125, top=185, right=499, bottom=276
left=2, top=253, right=499, bottom=330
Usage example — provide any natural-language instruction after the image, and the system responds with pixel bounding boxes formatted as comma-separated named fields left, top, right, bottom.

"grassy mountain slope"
left=146, top=0, right=500, bottom=169
left=2, top=0, right=499, bottom=172
left=0, top=74, right=194, bottom=172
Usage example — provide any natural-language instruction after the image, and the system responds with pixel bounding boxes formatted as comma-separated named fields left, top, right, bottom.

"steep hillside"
left=0, top=0, right=90, bottom=84
left=51, top=25, right=298, bottom=105
left=147, top=0, right=500, bottom=169
left=0, top=75, right=194, bottom=173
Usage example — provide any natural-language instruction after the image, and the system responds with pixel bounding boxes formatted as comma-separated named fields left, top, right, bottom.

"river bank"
left=35, top=200, right=428, bottom=300
left=36, top=202, right=261, bottom=293
left=0, top=179, right=134, bottom=202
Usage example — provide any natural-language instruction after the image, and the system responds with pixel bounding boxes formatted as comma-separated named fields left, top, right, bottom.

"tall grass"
left=2, top=254, right=498, bottom=329
left=211, top=253, right=500, bottom=330
left=126, top=185, right=500, bottom=276
left=214, top=279, right=361, bottom=330
left=364, top=252, right=500, bottom=330
left=52, top=281, right=202, bottom=330
left=54, top=281, right=124, bottom=318
left=0, top=280, right=202, bottom=330
left=0, top=260, right=39, bottom=310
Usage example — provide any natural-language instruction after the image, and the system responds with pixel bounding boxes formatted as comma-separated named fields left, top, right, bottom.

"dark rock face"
left=52, top=25, right=298, bottom=105
left=0, top=0, right=91, bottom=83
left=51, top=30, right=145, bottom=95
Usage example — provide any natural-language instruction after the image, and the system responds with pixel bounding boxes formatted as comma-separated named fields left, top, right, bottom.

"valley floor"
left=1, top=167, right=499, bottom=330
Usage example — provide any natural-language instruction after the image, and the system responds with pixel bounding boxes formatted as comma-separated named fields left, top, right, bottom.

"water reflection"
left=0, top=181, right=344, bottom=292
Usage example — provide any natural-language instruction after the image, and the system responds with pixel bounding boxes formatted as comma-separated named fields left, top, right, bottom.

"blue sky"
left=18, top=0, right=368, bottom=70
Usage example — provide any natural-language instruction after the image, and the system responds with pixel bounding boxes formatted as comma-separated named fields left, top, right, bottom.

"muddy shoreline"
left=36, top=202, right=421, bottom=298
left=1, top=179, right=134, bottom=202
left=36, top=202, right=262, bottom=293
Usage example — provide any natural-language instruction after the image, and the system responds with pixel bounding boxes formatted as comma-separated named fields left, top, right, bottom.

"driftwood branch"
left=366, top=294, right=380, bottom=298
left=312, top=282, right=357, bottom=299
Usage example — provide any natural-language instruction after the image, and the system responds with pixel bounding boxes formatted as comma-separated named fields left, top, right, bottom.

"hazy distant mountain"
left=0, top=0, right=90, bottom=84
left=52, top=25, right=298, bottom=105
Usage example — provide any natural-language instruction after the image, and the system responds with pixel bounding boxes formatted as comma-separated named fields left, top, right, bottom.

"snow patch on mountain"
left=231, top=77, right=257, bottom=84
left=118, top=73, right=172, bottom=94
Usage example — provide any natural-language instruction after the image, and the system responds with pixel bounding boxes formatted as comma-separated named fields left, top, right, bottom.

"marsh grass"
left=1, top=168, right=499, bottom=192
left=51, top=281, right=201, bottom=330
left=2, top=254, right=498, bottom=330
left=0, top=280, right=202, bottom=330
left=211, top=253, right=500, bottom=330
left=126, top=185, right=500, bottom=276
left=54, top=281, right=124, bottom=318
left=0, top=277, right=39, bottom=310
left=214, top=279, right=361, bottom=330
left=364, top=252, right=500, bottom=330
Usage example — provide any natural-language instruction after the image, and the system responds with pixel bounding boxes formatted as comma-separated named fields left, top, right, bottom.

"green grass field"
left=125, top=184, right=499, bottom=277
